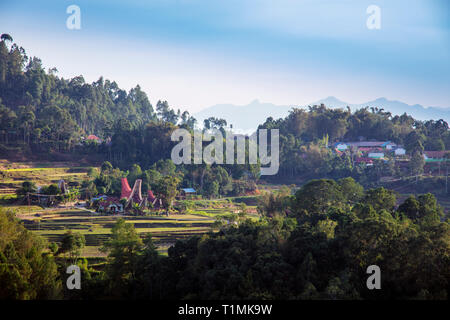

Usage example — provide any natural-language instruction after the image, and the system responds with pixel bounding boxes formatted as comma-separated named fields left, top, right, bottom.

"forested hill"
left=259, top=105, right=450, bottom=180
left=1, top=34, right=449, bottom=175
left=0, top=34, right=161, bottom=148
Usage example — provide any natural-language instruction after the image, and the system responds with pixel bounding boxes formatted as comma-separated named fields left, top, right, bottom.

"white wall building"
left=394, top=148, right=406, bottom=156
left=368, top=153, right=384, bottom=159
left=335, top=143, right=348, bottom=151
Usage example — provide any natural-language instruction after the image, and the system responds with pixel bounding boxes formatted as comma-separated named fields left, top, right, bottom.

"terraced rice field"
left=17, top=209, right=217, bottom=257
left=0, top=165, right=90, bottom=189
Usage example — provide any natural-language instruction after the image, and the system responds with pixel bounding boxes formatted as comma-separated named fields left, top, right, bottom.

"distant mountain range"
left=193, top=97, right=450, bottom=133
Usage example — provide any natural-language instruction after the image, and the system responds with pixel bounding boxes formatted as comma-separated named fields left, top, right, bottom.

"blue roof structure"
left=182, top=188, right=196, bottom=193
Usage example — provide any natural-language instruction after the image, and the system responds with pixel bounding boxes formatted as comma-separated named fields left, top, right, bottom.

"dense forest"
left=1, top=178, right=449, bottom=299
left=0, top=34, right=196, bottom=154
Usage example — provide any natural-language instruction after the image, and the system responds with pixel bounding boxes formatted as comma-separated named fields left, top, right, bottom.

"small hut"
left=179, top=188, right=196, bottom=200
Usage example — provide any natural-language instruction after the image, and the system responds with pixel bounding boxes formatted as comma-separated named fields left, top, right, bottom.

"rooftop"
left=424, top=151, right=448, bottom=158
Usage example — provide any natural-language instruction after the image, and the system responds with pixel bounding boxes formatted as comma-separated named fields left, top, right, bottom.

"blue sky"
left=0, top=0, right=449, bottom=112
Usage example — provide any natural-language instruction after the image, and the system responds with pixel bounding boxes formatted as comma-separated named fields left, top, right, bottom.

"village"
left=0, top=159, right=263, bottom=258
left=89, top=178, right=198, bottom=215
left=331, top=140, right=448, bottom=172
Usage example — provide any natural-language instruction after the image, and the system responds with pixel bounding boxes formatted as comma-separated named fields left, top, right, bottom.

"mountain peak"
left=312, top=96, right=347, bottom=108
left=321, top=96, right=341, bottom=102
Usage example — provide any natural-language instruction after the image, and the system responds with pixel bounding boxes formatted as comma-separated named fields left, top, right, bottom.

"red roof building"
left=87, top=134, right=100, bottom=140
left=424, top=151, right=447, bottom=159
left=121, top=177, right=132, bottom=199
left=355, top=157, right=374, bottom=165
left=98, top=196, right=123, bottom=213
left=148, top=190, right=155, bottom=202
left=358, top=147, right=383, bottom=153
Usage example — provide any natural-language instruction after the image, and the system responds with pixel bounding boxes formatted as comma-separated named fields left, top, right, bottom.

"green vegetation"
left=13, top=208, right=216, bottom=257
left=259, top=107, right=449, bottom=183
left=2, top=32, right=449, bottom=201
left=2, top=179, right=448, bottom=300
left=0, top=208, right=62, bottom=299
left=7, top=179, right=444, bottom=300
left=1, top=34, right=449, bottom=300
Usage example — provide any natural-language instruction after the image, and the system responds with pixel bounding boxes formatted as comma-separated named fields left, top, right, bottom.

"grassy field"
left=0, top=165, right=89, bottom=189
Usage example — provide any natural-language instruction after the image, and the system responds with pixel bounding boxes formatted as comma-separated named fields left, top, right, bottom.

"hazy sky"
left=1, top=0, right=449, bottom=112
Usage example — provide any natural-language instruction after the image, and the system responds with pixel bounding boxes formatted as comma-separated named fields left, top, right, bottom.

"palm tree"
left=0, top=34, right=13, bottom=43
left=132, top=202, right=142, bottom=215
left=20, top=109, right=35, bottom=145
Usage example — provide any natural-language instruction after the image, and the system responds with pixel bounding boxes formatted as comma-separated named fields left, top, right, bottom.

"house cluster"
left=331, top=140, right=448, bottom=166
left=89, top=177, right=201, bottom=215
left=91, top=177, right=163, bottom=214
left=332, top=141, right=406, bottom=166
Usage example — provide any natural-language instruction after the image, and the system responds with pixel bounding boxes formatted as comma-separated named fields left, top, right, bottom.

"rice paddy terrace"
left=17, top=209, right=217, bottom=257
left=14, top=201, right=260, bottom=257
left=0, top=160, right=89, bottom=191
